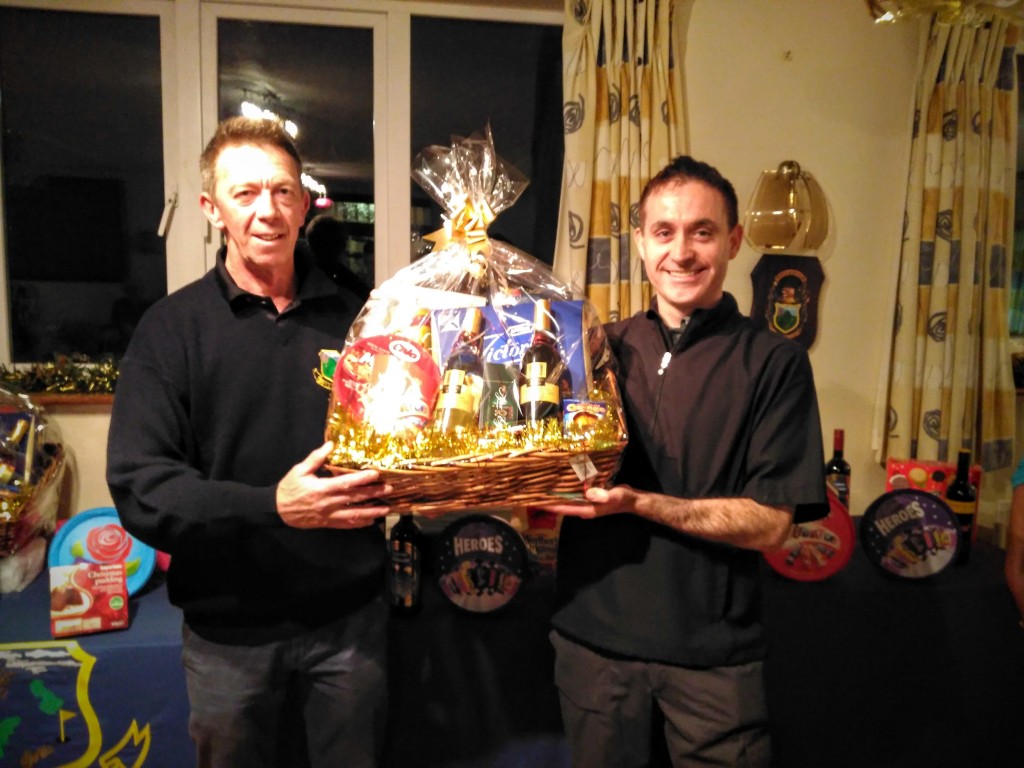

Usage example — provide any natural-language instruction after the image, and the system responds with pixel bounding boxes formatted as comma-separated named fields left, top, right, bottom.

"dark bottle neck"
left=955, top=450, right=971, bottom=478
left=530, top=328, right=558, bottom=347
left=453, top=332, right=482, bottom=355
left=832, top=429, right=845, bottom=456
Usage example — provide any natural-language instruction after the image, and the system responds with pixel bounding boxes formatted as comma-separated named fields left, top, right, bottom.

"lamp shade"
left=743, top=161, right=829, bottom=254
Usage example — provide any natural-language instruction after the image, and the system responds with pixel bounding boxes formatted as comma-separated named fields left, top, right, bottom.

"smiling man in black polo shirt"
left=549, top=155, right=828, bottom=768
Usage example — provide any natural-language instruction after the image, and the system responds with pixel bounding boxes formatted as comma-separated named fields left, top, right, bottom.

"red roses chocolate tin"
left=48, top=507, right=156, bottom=596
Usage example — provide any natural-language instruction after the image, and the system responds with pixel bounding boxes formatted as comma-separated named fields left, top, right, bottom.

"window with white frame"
left=0, top=3, right=168, bottom=363
left=0, top=0, right=562, bottom=366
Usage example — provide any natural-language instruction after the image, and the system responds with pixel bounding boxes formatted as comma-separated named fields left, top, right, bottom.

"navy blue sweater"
left=107, top=249, right=383, bottom=644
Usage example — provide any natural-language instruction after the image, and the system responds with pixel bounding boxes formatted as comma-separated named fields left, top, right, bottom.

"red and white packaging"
left=49, top=562, right=129, bottom=638
left=885, top=458, right=982, bottom=515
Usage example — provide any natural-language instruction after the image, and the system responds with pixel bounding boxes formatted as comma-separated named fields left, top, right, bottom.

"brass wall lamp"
left=744, top=160, right=829, bottom=254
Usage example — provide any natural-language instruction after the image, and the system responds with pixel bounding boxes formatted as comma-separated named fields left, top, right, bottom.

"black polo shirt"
left=553, top=293, right=827, bottom=667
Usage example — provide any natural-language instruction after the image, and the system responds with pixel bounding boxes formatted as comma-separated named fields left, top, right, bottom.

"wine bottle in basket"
left=434, top=307, right=484, bottom=431
left=518, top=298, right=565, bottom=428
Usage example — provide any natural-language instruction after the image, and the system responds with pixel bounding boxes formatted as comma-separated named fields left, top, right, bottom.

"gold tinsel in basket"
left=325, top=382, right=624, bottom=471
left=324, top=404, right=625, bottom=516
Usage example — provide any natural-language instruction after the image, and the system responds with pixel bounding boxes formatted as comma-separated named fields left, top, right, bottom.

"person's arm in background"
left=1005, top=475, right=1024, bottom=623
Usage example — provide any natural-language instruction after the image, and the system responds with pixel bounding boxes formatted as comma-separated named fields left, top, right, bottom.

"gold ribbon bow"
left=422, top=200, right=496, bottom=257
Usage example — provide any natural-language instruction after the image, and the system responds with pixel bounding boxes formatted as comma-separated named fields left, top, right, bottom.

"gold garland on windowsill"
left=0, top=355, right=119, bottom=400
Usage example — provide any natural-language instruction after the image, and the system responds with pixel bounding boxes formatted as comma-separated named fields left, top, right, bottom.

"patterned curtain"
left=553, top=0, right=691, bottom=322
left=879, top=16, right=1018, bottom=471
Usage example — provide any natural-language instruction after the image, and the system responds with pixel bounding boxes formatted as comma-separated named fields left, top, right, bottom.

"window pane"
left=0, top=7, right=165, bottom=362
left=1012, top=56, right=1024, bottom=337
left=217, top=19, right=375, bottom=287
left=411, top=16, right=563, bottom=266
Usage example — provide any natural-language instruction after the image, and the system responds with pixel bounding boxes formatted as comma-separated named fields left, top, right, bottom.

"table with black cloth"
left=383, top=566, right=568, bottom=767
left=391, top=530, right=1024, bottom=768
left=762, top=535, right=1024, bottom=768
left=2, top=531, right=1022, bottom=768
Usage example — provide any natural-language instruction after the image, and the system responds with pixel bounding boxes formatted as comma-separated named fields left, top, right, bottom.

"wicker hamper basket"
left=329, top=443, right=624, bottom=516
left=0, top=443, right=66, bottom=557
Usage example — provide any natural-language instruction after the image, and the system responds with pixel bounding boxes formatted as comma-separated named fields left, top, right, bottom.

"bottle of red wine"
left=518, top=298, right=565, bottom=428
left=946, top=449, right=977, bottom=566
left=824, top=428, right=851, bottom=510
left=387, top=513, right=423, bottom=615
left=434, top=307, right=484, bottom=431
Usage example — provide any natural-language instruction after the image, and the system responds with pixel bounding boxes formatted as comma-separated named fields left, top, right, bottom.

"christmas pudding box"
left=49, top=562, right=129, bottom=638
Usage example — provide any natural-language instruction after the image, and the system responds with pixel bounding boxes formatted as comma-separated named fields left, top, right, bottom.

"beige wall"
left=46, top=1, right=951, bottom=523
left=687, top=0, right=922, bottom=519
left=45, top=403, right=115, bottom=515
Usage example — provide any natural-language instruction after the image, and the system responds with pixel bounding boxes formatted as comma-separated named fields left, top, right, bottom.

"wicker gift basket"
left=0, top=389, right=66, bottom=558
left=327, top=444, right=625, bottom=516
left=320, top=128, right=626, bottom=514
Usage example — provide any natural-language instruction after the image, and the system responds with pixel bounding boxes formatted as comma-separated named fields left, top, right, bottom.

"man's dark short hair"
left=637, top=155, right=740, bottom=230
left=200, top=116, right=303, bottom=195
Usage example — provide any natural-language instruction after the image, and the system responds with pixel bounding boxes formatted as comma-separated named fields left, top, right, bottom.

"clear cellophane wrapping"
left=0, top=387, right=65, bottom=558
left=321, top=128, right=626, bottom=515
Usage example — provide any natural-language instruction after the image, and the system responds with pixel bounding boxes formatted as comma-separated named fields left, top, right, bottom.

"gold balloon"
left=866, top=0, right=1024, bottom=26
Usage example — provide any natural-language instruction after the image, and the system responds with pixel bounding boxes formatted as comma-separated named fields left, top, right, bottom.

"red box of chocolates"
left=884, top=458, right=981, bottom=516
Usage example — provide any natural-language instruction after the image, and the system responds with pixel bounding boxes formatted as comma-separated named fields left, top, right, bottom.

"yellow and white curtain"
left=880, top=16, right=1017, bottom=471
left=553, top=0, right=691, bottom=323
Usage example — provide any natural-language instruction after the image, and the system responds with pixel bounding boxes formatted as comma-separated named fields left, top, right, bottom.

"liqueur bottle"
left=406, top=307, right=433, bottom=355
left=824, top=428, right=851, bottom=510
left=0, top=448, right=20, bottom=491
left=0, top=418, right=30, bottom=492
left=483, top=380, right=520, bottom=430
left=517, top=299, right=565, bottom=428
left=387, top=513, right=423, bottom=615
left=434, top=307, right=485, bottom=431
left=946, top=449, right=977, bottom=566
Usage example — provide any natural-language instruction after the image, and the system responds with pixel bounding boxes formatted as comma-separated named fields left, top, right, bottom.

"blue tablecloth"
left=0, top=571, right=193, bottom=768
left=0, top=550, right=568, bottom=768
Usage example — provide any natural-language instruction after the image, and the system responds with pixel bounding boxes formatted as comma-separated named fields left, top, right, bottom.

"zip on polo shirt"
left=652, top=315, right=691, bottom=424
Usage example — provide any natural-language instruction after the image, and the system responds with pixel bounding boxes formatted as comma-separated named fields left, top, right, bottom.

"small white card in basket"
left=568, top=452, right=599, bottom=483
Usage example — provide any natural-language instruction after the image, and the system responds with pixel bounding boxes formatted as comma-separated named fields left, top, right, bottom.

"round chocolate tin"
left=860, top=489, right=960, bottom=579
left=48, top=507, right=157, bottom=596
left=763, top=488, right=855, bottom=582
left=435, top=514, right=528, bottom=612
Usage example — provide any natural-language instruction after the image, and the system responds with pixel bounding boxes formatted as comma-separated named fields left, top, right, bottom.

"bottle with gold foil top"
left=434, top=307, right=485, bottom=431
left=518, top=298, right=565, bottom=428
